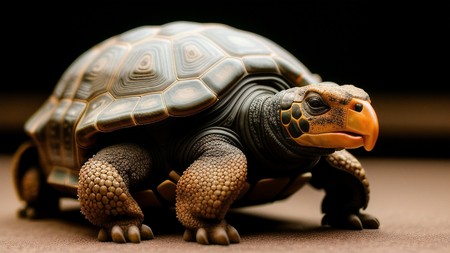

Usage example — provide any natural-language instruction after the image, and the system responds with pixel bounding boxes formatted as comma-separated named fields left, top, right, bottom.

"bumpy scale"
left=175, top=135, right=247, bottom=244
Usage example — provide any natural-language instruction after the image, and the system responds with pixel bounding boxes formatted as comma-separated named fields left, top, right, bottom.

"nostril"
left=355, top=103, right=363, bottom=112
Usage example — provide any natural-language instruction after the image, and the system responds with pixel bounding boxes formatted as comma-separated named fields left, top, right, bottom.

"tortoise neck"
left=242, top=92, right=321, bottom=167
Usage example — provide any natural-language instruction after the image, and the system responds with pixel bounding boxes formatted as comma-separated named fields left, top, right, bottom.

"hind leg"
left=13, top=141, right=60, bottom=219
left=176, top=134, right=247, bottom=245
left=77, top=143, right=154, bottom=243
left=18, top=166, right=60, bottom=219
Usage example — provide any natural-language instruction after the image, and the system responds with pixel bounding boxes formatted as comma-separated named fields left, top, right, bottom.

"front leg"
left=77, top=143, right=154, bottom=243
left=310, top=149, right=380, bottom=230
left=176, top=134, right=247, bottom=245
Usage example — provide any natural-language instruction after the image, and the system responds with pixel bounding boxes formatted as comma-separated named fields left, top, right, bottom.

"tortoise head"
left=280, top=82, right=379, bottom=151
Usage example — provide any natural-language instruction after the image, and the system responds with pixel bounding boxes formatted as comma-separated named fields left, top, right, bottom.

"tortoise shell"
left=23, top=21, right=319, bottom=197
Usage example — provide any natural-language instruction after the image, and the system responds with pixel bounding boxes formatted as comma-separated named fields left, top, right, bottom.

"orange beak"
left=346, top=98, right=379, bottom=151
left=292, top=98, right=379, bottom=151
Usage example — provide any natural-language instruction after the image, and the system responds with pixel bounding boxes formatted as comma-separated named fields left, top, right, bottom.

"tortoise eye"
left=304, top=92, right=330, bottom=115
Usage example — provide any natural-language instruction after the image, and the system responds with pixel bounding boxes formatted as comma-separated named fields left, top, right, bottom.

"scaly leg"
left=18, top=166, right=60, bottom=219
left=14, top=142, right=60, bottom=219
left=310, top=149, right=380, bottom=230
left=176, top=134, right=247, bottom=245
left=77, top=143, right=154, bottom=243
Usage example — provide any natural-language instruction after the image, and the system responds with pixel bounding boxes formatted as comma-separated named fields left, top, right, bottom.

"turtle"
left=12, top=21, right=380, bottom=245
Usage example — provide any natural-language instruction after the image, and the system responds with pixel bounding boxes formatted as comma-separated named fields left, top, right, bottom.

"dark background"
left=2, top=1, right=449, bottom=158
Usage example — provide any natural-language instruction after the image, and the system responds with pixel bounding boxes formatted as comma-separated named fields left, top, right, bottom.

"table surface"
left=1, top=155, right=449, bottom=253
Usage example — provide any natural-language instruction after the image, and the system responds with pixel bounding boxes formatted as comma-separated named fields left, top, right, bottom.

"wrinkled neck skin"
left=241, top=91, right=334, bottom=169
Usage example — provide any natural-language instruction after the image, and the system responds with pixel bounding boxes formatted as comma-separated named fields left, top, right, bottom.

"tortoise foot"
left=322, top=211, right=380, bottom=230
left=17, top=204, right=60, bottom=219
left=183, top=221, right=240, bottom=245
left=98, top=224, right=154, bottom=243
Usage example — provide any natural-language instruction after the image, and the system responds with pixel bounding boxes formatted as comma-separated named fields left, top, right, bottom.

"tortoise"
left=12, top=21, right=380, bottom=245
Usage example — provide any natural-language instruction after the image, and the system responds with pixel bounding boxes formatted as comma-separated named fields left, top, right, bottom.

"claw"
left=98, top=228, right=109, bottom=242
left=211, top=226, right=229, bottom=245
left=140, top=224, right=154, bottom=240
left=111, top=225, right=126, bottom=243
left=196, top=228, right=209, bottom=245
left=186, top=222, right=241, bottom=245
left=359, top=213, right=380, bottom=229
left=98, top=224, right=154, bottom=243
left=322, top=212, right=380, bottom=230
left=183, top=229, right=195, bottom=242
left=347, top=213, right=363, bottom=230
left=226, top=225, right=240, bottom=243
left=128, top=225, right=141, bottom=243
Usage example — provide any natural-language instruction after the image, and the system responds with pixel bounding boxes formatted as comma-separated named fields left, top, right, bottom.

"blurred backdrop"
left=2, top=1, right=449, bottom=158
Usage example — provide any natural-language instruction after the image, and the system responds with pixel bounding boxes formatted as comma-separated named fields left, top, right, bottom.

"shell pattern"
left=25, top=21, right=318, bottom=172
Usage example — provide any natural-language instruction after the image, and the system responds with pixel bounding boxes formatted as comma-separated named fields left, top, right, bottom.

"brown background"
left=1, top=156, right=449, bottom=252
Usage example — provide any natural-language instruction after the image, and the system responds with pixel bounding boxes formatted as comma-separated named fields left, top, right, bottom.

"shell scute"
left=202, top=27, right=271, bottom=56
left=54, top=49, right=100, bottom=100
left=201, top=58, right=246, bottom=98
left=158, top=21, right=203, bottom=36
left=76, top=93, right=114, bottom=148
left=76, top=45, right=128, bottom=100
left=96, top=96, right=141, bottom=132
left=163, top=79, right=217, bottom=116
left=274, top=57, right=317, bottom=86
left=117, top=26, right=159, bottom=43
left=111, top=39, right=175, bottom=97
left=133, top=93, right=168, bottom=125
left=62, top=101, right=86, bottom=167
left=173, top=34, right=225, bottom=78
left=46, top=99, right=72, bottom=165
left=25, top=97, right=57, bottom=143
left=242, top=55, right=279, bottom=74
